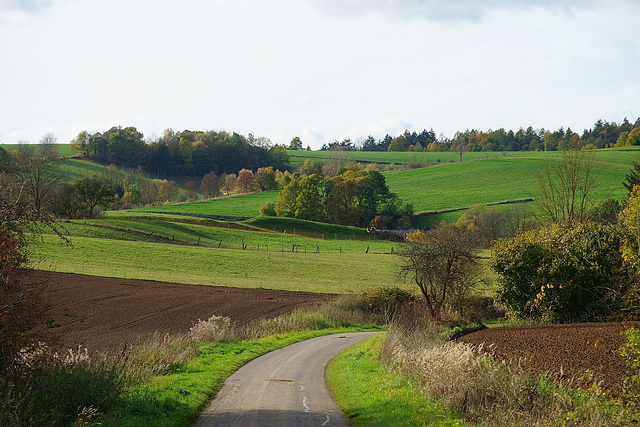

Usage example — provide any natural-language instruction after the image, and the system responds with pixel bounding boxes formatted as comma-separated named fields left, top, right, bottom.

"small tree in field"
left=399, top=225, right=483, bottom=319
left=184, top=181, right=197, bottom=200
left=536, top=148, right=600, bottom=224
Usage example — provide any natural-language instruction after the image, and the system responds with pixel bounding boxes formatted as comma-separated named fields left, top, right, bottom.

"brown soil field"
left=37, top=270, right=639, bottom=396
left=36, top=271, right=336, bottom=353
left=459, top=322, right=640, bottom=396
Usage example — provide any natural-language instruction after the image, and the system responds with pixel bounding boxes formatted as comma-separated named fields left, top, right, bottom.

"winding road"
left=194, top=332, right=379, bottom=426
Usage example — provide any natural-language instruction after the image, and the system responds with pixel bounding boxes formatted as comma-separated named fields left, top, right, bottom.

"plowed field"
left=459, top=322, right=640, bottom=396
left=38, top=271, right=638, bottom=396
left=36, top=271, right=335, bottom=353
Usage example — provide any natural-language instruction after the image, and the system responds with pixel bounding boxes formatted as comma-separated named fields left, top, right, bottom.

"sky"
left=1, top=0, right=639, bottom=149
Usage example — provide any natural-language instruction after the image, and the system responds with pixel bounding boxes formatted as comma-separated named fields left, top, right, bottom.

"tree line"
left=70, top=127, right=290, bottom=177
left=312, top=117, right=640, bottom=153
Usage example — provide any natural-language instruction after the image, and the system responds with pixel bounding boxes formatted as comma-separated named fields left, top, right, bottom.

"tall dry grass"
left=380, top=306, right=633, bottom=426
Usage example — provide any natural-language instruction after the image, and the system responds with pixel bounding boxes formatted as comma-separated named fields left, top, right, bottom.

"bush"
left=356, top=286, right=416, bottom=324
left=258, top=201, right=277, bottom=217
left=491, top=222, right=633, bottom=322
left=620, top=328, right=640, bottom=412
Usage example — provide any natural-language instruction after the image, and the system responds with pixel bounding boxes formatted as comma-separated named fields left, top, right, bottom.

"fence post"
left=340, top=246, right=342, bottom=253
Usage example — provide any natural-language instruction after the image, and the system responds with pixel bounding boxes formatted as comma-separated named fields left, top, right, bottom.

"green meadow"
left=24, top=146, right=640, bottom=295
left=134, top=191, right=280, bottom=218
left=32, top=234, right=398, bottom=294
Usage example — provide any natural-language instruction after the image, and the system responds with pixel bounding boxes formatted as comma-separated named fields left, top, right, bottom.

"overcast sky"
left=1, top=0, right=639, bottom=149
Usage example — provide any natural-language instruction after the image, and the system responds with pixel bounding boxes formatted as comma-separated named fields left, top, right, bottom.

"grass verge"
left=99, top=327, right=377, bottom=427
left=327, top=333, right=467, bottom=426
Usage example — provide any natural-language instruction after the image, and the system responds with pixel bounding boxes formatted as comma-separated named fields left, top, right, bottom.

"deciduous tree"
left=399, top=225, right=482, bottom=319
left=73, top=178, right=115, bottom=214
left=536, top=148, right=600, bottom=224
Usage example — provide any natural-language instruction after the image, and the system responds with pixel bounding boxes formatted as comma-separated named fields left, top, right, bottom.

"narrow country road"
left=193, top=331, right=379, bottom=427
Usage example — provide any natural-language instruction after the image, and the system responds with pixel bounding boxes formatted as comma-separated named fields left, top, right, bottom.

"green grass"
left=286, top=149, right=515, bottom=168
left=31, top=234, right=400, bottom=294
left=57, top=158, right=115, bottom=182
left=131, top=191, right=279, bottom=217
left=327, top=333, right=466, bottom=426
left=53, top=216, right=390, bottom=251
left=385, top=148, right=637, bottom=213
left=0, top=143, right=73, bottom=156
left=97, top=328, right=378, bottom=427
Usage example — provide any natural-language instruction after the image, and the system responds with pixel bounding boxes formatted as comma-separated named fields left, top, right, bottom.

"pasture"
left=33, top=215, right=400, bottom=294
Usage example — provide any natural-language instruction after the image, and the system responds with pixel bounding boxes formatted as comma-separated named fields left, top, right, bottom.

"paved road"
left=194, top=332, right=379, bottom=427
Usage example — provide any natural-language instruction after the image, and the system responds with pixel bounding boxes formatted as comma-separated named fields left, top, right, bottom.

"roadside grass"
left=30, top=234, right=400, bottom=294
left=98, top=327, right=378, bottom=427
left=327, top=333, right=467, bottom=426
left=373, top=309, right=634, bottom=426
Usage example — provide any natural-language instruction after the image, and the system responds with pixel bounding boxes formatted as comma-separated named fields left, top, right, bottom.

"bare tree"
left=8, top=134, right=62, bottom=217
left=399, top=225, right=483, bottom=319
left=535, top=148, right=600, bottom=224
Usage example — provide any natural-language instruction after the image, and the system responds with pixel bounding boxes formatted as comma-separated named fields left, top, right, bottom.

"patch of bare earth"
left=458, top=322, right=640, bottom=396
left=36, top=271, right=336, bottom=353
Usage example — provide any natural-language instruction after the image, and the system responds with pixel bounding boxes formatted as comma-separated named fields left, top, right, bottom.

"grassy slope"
left=132, top=191, right=279, bottom=217
left=286, top=149, right=517, bottom=167
left=0, top=143, right=73, bottom=156
left=32, top=233, right=399, bottom=294
left=386, top=148, right=637, bottom=213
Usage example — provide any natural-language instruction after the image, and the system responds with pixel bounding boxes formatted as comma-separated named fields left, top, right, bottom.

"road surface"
left=194, top=331, right=379, bottom=426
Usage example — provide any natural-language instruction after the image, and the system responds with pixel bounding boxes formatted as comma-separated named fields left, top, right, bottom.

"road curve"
left=194, top=331, right=379, bottom=427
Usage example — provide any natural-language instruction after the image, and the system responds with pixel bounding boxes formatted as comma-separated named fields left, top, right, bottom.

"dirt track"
left=36, top=271, right=335, bottom=353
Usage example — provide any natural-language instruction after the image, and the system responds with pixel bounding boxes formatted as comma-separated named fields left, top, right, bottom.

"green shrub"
left=258, top=201, right=277, bottom=216
left=491, top=222, right=633, bottom=322
left=357, top=286, right=416, bottom=324
left=620, top=328, right=640, bottom=413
